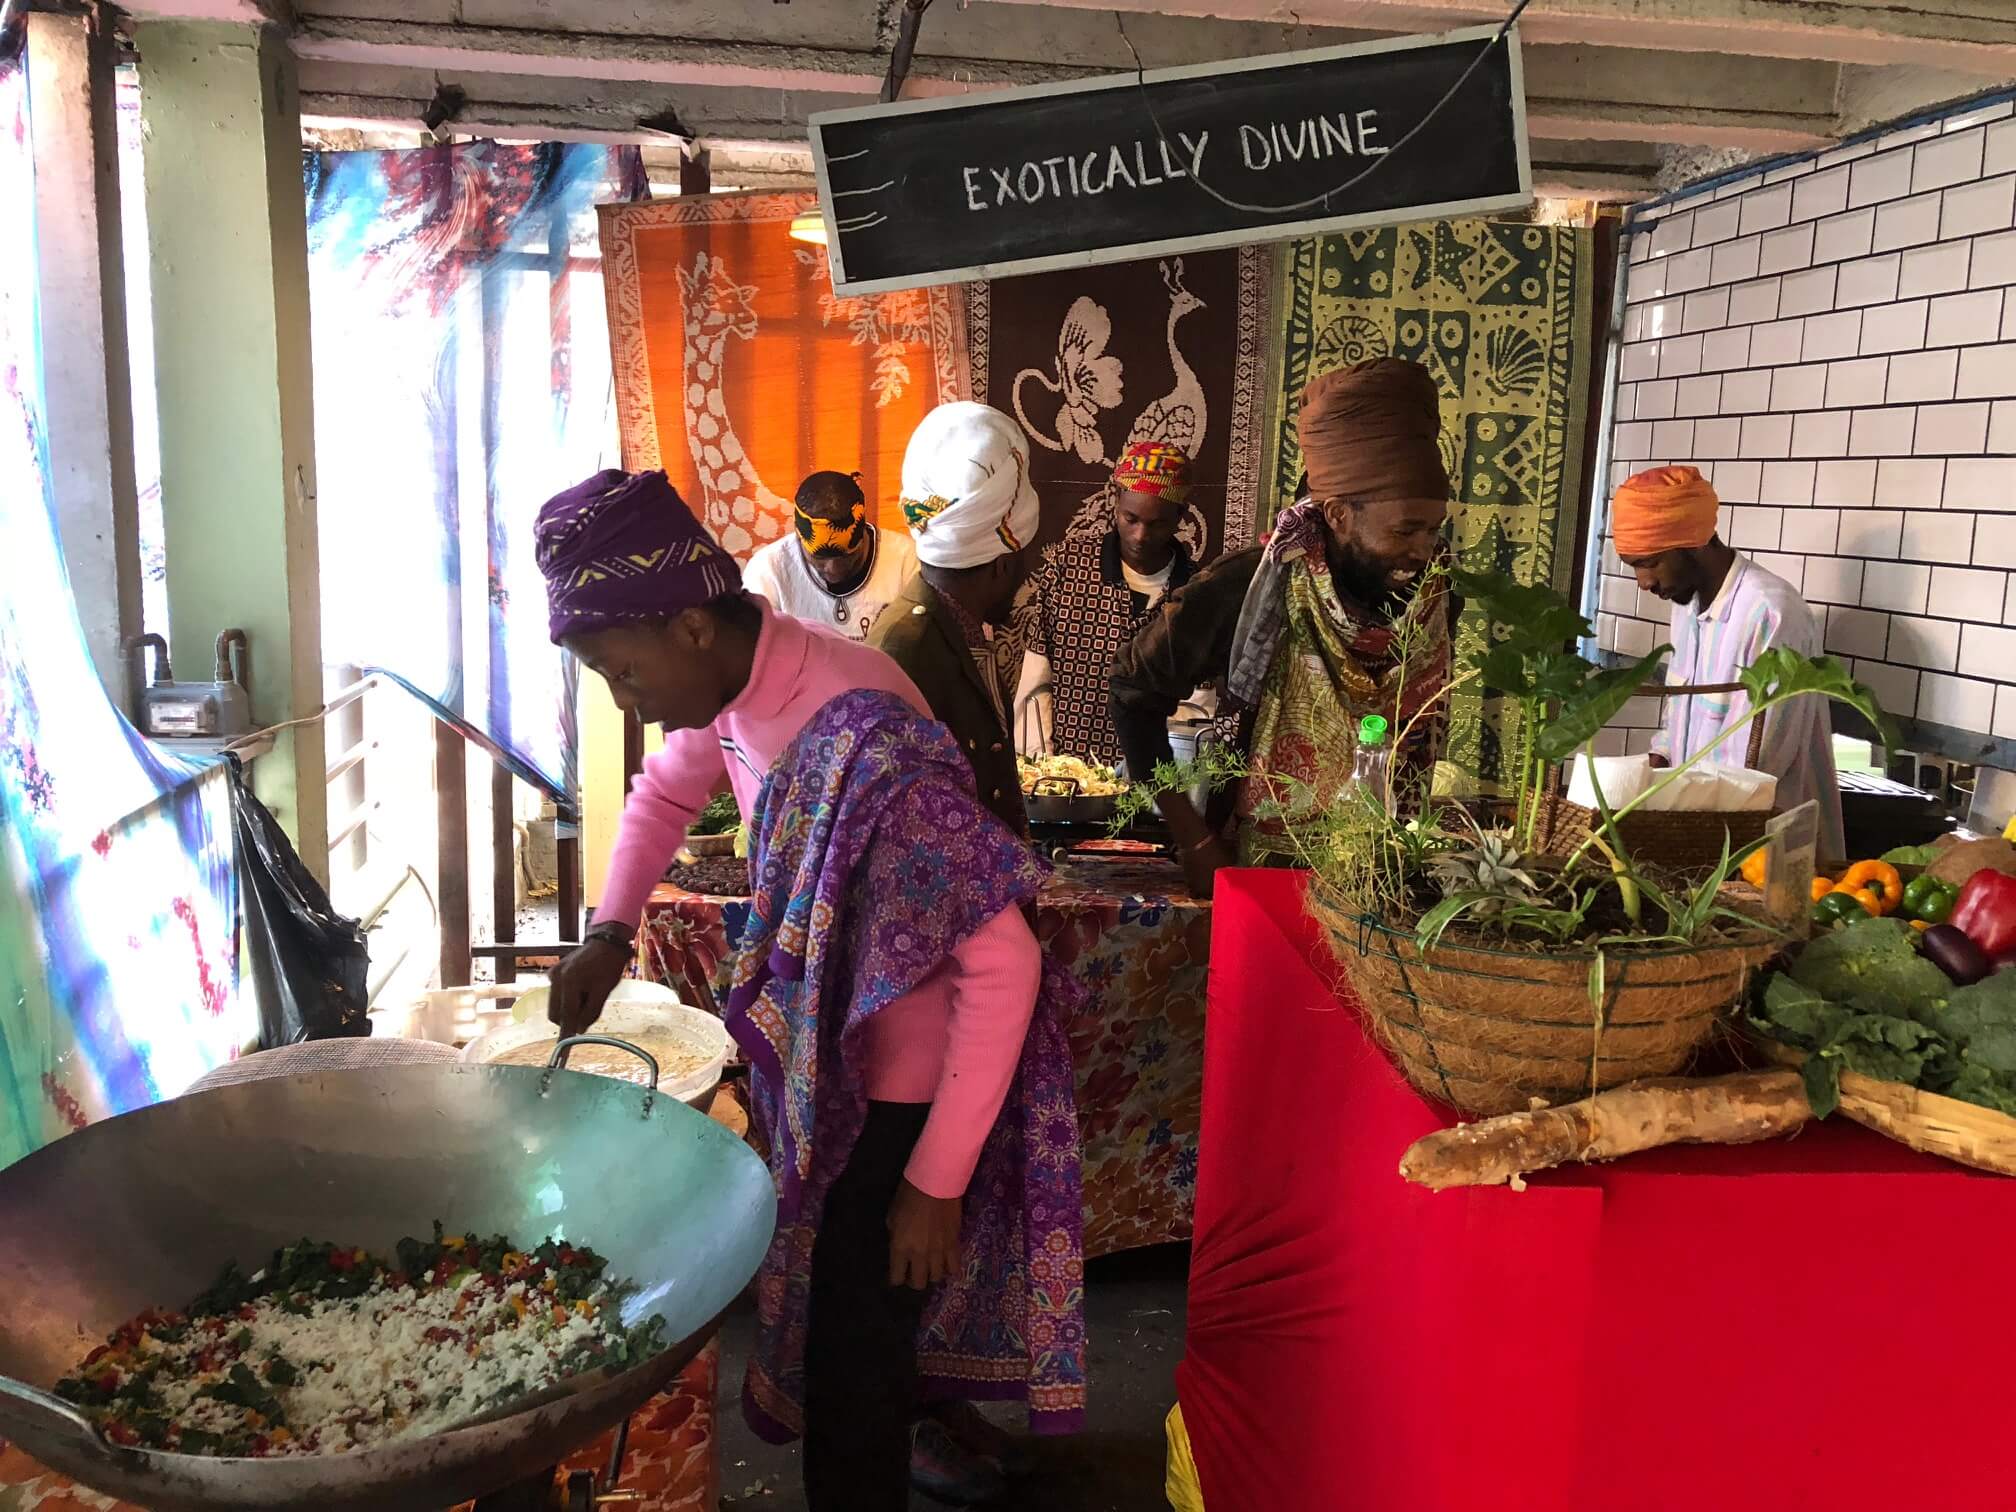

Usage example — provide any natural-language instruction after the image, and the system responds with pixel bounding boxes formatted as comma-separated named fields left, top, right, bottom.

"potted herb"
left=1125, top=569, right=1892, bottom=1115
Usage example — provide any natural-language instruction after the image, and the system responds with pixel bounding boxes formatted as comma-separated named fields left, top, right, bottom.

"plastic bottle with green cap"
left=1350, top=713, right=1395, bottom=817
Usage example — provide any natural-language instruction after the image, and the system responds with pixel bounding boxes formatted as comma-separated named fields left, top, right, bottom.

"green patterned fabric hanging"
left=1262, top=220, right=1598, bottom=793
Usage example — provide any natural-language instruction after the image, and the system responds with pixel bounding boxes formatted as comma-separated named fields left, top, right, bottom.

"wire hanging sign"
left=809, top=19, right=1534, bottom=295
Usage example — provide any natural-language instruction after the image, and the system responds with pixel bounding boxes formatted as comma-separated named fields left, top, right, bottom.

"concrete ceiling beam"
left=290, top=18, right=1074, bottom=98
left=287, top=17, right=1839, bottom=153
left=299, top=74, right=1662, bottom=196
left=1528, top=99, right=1834, bottom=152
left=299, top=91, right=687, bottom=145
left=981, top=0, right=2016, bottom=74
left=119, top=0, right=292, bottom=24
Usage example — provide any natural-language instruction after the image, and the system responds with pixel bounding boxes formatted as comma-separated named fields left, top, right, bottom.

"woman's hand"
left=546, top=936, right=631, bottom=1038
left=887, top=1179, right=962, bottom=1290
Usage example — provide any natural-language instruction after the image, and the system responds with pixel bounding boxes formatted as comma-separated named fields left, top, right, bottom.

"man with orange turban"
left=1110, top=357, right=1455, bottom=893
left=1612, top=464, right=1843, bottom=860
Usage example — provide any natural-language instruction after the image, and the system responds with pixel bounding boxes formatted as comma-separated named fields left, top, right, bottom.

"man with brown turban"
left=1612, top=464, right=1842, bottom=861
left=1109, top=357, right=1455, bottom=894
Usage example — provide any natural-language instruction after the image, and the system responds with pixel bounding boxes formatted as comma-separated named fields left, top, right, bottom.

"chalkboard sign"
left=810, top=24, right=1530, bottom=295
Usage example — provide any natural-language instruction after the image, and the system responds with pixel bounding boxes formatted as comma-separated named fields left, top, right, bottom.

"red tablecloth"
left=641, top=856, right=1211, bottom=1258
left=1180, top=869, right=2016, bottom=1512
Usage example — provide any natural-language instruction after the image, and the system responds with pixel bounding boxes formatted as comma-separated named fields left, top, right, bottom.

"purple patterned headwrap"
left=535, top=469, right=741, bottom=644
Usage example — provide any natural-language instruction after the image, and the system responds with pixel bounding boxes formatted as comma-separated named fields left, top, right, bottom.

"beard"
left=1324, top=536, right=1417, bottom=620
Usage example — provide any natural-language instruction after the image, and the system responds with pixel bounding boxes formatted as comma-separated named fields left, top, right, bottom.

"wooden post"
left=137, top=21, right=328, bottom=876
left=622, top=713, right=644, bottom=795
left=436, top=722, right=470, bottom=987
left=678, top=145, right=711, bottom=197
left=557, top=834, right=581, bottom=943
left=491, top=763, right=516, bottom=983
left=27, top=10, right=142, bottom=710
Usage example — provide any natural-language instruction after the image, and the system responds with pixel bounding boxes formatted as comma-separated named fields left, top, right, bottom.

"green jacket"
left=867, top=573, right=1029, bottom=837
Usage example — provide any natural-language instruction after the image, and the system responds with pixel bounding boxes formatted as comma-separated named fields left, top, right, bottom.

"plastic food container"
left=377, top=983, right=532, bottom=1047
left=458, top=980, right=730, bottom=1107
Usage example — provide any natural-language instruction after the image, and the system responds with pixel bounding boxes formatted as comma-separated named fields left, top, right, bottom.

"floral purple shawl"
left=724, top=688, right=1087, bottom=1442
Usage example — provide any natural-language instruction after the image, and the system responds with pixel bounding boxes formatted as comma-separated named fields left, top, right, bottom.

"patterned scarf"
left=1112, top=440, right=1194, bottom=500
left=535, top=469, right=739, bottom=643
left=794, top=500, right=871, bottom=557
left=1239, top=551, right=1451, bottom=866
left=724, top=689, right=1087, bottom=1442
left=1225, top=498, right=1328, bottom=707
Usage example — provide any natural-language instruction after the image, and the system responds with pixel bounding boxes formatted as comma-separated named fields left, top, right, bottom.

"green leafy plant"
left=1429, top=827, right=1540, bottom=913
left=1452, top=567, right=1668, bottom=855
left=690, top=791, right=741, bottom=837
left=1111, top=741, right=1251, bottom=833
left=1551, top=643, right=1891, bottom=879
left=1458, top=568, right=1890, bottom=933
left=1117, top=568, right=1891, bottom=972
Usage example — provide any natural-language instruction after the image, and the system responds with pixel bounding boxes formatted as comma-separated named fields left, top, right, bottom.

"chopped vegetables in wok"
left=55, top=1224, right=665, bottom=1459
left=1018, top=754, right=1125, bottom=797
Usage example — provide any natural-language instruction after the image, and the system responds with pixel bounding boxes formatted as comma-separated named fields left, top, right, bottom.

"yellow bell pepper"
left=1740, top=849, right=1769, bottom=888
left=1811, top=876, right=1836, bottom=903
left=1838, top=860, right=1902, bottom=916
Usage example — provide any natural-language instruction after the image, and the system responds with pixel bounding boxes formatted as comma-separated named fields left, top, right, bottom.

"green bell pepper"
left=1902, top=874, right=1959, bottom=924
left=1812, top=891, right=1864, bottom=927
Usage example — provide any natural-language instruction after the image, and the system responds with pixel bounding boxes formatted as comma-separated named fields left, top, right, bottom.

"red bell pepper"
left=1948, top=869, right=2016, bottom=964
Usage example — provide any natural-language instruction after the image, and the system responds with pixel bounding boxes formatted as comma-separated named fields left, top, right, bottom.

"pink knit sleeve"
left=903, top=905, right=1042, bottom=1200
left=596, top=724, right=730, bottom=929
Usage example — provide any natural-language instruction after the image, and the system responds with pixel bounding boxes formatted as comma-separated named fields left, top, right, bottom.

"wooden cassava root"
left=1399, top=1070, right=1815, bottom=1191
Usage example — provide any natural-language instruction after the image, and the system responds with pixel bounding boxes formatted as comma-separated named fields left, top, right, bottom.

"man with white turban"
left=868, top=401, right=1040, bottom=835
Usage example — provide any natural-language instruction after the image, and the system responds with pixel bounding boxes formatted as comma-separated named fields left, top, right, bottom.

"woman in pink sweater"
left=537, top=471, right=1085, bottom=1511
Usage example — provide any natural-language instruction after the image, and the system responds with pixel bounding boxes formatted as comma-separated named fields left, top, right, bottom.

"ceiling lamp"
left=789, top=211, right=829, bottom=246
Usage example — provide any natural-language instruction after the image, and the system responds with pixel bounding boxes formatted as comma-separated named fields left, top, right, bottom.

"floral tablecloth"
left=640, top=856, right=1211, bottom=1258
left=0, top=1340, right=720, bottom=1512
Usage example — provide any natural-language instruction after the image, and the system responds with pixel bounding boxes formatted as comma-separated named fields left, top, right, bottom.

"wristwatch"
left=583, top=919, right=637, bottom=951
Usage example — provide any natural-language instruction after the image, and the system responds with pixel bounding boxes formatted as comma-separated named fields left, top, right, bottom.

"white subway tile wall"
left=1900, top=510, right=1969, bottom=564
left=1603, top=109, right=2016, bottom=737
left=1836, top=254, right=1901, bottom=308
left=1814, top=209, right=1876, bottom=264
left=1926, top=289, right=2004, bottom=348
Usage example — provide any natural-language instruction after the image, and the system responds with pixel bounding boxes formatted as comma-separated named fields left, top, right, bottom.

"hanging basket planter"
left=1309, top=885, right=1783, bottom=1117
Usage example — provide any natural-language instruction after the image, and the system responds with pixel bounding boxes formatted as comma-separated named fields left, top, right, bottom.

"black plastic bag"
left=228, top=760, right=370, bottom=1047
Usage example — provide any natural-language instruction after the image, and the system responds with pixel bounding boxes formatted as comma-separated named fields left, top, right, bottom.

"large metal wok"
left=1022, top=776, right=1122, bottom=827
left=0, top=1044, right=775, bottom=1512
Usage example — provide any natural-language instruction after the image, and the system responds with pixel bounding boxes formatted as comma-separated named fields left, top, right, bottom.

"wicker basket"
left=1313, top=887, right=1783, bottom=1117
left=1759, top=1041, right=2016, bottom=1177
left=1539, top=678, right=1775, bottom=874
left=1505, top=790, right=1772, bottom=876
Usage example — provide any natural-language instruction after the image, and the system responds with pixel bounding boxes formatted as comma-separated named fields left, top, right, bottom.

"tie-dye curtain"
left=0, top=53, right=249, bottom=1169
left=305, top=143, right=644, bottom=808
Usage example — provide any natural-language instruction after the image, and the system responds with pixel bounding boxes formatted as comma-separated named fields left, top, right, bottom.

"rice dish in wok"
left=55, top=1225, right=663, bottom=1458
